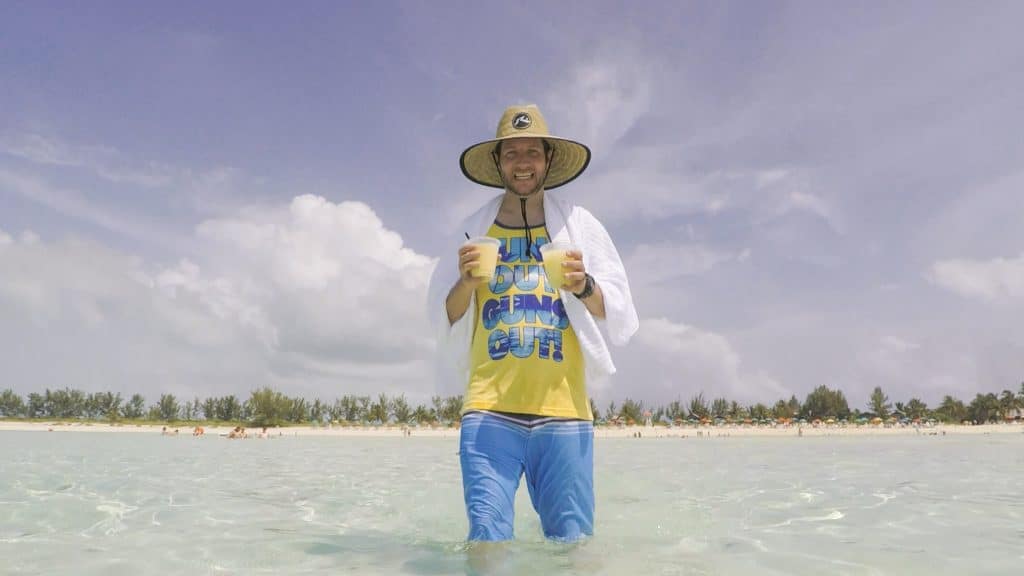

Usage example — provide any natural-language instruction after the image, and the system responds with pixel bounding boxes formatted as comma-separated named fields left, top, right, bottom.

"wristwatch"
left=573, top=273, right=595, bottom=300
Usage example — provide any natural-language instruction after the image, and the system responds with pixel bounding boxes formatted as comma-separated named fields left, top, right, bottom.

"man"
left=427, top=104, right=638, bottom=544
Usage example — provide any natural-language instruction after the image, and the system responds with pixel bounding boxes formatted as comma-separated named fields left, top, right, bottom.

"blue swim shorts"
left=459, top=411, right=594, bottom=542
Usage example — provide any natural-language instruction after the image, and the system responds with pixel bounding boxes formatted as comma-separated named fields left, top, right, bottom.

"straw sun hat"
left=459, top=104, right=591, bottom=190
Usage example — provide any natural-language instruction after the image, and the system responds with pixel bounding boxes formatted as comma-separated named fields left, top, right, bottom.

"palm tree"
left=44, top=388, right=83, bottom=419
left=727, top=401, right=745, bottom=421
left=665, top=400, right=685, bottom=423
left=368, top=393, right=390, bottom=424
left=357, top=396, right=372, bottom=422
left=652, top=407, right=665, bottom=425
left=440, top=396, right=463, bottom=424
left=392, top=395, right=412, bottom=424
left=26, top=393, right=45, bottom=418
left=199, top=397, right=215, bottom=420
left=772, top=399, right=793, bottom=420
left=711, top=398, right=729, bottom=420
left=214, top=395, right=241, bottom=421
left=290, top=397, right=309, bottom=423
left=431, top=396, right=444, bottom=422
left=101, top=392, right=123, bottom=421
left=687, top=393, right=709, bottom=420
left=998, top=390, right=1018, bottom=421
left=786, top=395, right=801, bottom=417
left=309, top=399, right=324, bottom=424
left=906, top=398, right=928, bottom=420
left=605, top=401, right=617, bottom=421
left=123, top=394, right=146, bottom=419
left=412, top=405, right=432, bottom=425
left=749, top=403, right=771, bottom=421
left=868, top=387, right=891, bottom=419
left=967, top=393, right=1000, bottom=423
left=620, top=398, right=643, bottom=424
left=180, top=398, right=195, bottom=421
left=247, top=387, right=291, bottom=426
left=936, top=395, right=966, bottom=423
left=0, top=389, right=25, bottom=417
left=157, top=394, right=180, bottom=421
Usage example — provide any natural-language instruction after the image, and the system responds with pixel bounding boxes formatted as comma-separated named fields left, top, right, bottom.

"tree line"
left=630, top=384, right=1024, bottom=426
left=0, top=387, right=464, bottom=427
left=1, top=383, right=1022, bottom=427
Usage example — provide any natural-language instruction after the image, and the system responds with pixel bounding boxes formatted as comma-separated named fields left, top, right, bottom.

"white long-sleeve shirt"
left=426, top=191, right=639, bottom=397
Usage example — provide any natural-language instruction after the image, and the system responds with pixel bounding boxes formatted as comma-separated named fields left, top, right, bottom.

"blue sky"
left=2, top=1, right=1023, bottom=409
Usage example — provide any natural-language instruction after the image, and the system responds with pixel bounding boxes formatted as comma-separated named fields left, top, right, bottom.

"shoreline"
left=2, top=420, right=1022, bottom=438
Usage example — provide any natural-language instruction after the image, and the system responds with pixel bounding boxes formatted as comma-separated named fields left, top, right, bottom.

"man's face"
left=497, top=138, right=550, bottom=197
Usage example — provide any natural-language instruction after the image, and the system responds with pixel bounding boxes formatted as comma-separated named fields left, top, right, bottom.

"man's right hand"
left=457, top=244, right=486, bottom=288
left=446, top=245, right=486, bottom=324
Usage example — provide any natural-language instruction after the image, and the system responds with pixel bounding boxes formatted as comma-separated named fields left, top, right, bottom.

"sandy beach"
left=2, top=420, right=1021, bottom=438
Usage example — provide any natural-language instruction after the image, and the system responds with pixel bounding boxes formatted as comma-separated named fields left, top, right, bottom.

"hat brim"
left=460, top=135, right=591, bottom=190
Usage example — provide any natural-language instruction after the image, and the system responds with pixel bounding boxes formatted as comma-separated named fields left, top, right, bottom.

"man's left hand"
left=562, top=250, right=588, bottom=295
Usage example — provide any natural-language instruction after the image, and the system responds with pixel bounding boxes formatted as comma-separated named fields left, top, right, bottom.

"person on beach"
left=427, top=104, right=639, bottom=546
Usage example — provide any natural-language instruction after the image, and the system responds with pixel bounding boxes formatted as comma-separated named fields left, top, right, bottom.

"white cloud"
left=609, top=317, right=788, bottom=405
left=154, top=258, right=279, bottom=350
left=753, top=169, right=846, bottom=234
left=756, top=169, right=790, bottom=188
left=540, top=56, right=730, bottom=223
left=546, top=58, right=652, bottom=155
left=2, top=133, right=175, bottom=187
left=579, top=157, right=732, bottom=223
left=0, top=169, right=156, bottom=242
left=534, top=52, right=850, bottom=235
left=192, top=194, right=437, bottom=361
left=880, top=335, right=920, bottom=353
left=1, top=135, right=271, bottom=255
left=2, top=133, right=99, bottom=167
left=0, top=195, right=439, bottom=402
left=783, top=191, right=831, bottom=222
left=929, top=253, right=1024, bottom=300
left=625, top=241, right=748, bottom=286
left=915, top=171, right=1024, bottom=261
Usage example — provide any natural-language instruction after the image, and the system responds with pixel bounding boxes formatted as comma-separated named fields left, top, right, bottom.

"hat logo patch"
left=511, top=112, right=532, bottom=130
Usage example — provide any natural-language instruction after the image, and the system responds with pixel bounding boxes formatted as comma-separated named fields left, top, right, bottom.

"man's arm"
left=446, top=278, right=476, bottom=324
left=446, top=245, right=484, bottom=324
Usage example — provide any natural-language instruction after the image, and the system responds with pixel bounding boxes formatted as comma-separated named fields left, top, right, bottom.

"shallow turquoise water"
left=1, top=431, right=1023, bottom=575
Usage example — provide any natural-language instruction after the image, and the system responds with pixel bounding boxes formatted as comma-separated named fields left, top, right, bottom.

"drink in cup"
left=539, top=241, right=576, bottom=291
left=466, top=237, right=501, bottom=279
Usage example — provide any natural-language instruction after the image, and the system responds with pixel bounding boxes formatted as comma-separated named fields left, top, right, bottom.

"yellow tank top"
left=464, top=221, right=591, bottom=420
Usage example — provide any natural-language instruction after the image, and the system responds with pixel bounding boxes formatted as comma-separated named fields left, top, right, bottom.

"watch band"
left=573, top=273, right=595, bottom=299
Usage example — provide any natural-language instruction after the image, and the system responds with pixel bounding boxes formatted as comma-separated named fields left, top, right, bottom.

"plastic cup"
left=539, top=241, right=576, bottom=291
left=465, top=237, right=500, bottom=279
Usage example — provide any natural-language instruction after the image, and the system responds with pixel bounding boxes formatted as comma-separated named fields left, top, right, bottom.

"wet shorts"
left=459, top=411, right=594, bottom=542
